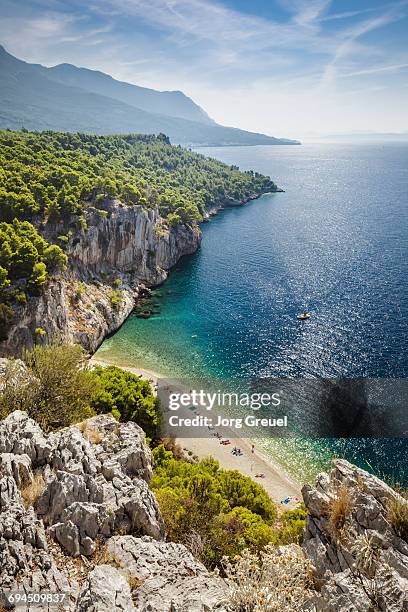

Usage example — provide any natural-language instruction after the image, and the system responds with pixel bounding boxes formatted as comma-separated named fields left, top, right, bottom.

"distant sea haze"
left=97, top=143, right=408, bottom=483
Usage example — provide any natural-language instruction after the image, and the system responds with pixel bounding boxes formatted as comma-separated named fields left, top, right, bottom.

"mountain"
left=44, top=62, right=215, bottom=125
left=0, top=45, right=299, bottom=146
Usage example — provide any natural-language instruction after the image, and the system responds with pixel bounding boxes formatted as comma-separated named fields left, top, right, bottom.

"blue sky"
left=1, top=0, right=407, bottom=137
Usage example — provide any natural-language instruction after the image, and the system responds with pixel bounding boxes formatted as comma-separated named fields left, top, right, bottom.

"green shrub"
left=78, top=214, right=88, bottom=231
left=0, top=343, right=96, bottom=431
left=151, top=446, right=277, bottom=568
left=166, top=212, right=182, bottom=227
left=0, top=220, right=66, bottom=296
left=0, top=266, right=10, bottom=290
left=272, top=504, right=307, bottom=545
left=27, top=262, right=47, bottom=294
left=90, top=365, right=160, bottom=438
left=109, top=289, right=122, bottom=310
left=44, top=244, right=68, bottom=273
left=14, top=290, right=27, bottom=304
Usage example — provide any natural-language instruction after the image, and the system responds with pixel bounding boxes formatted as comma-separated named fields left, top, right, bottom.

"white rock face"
left=70, top=201, right=200, bottom=283
left=0, top=410, right=53, bottom=466
left=0, top=200, right=201, bottom=356
left=76, top=565, right=135, bottom=612
left=302, top=459, right=408, bottom=611
left=3, top=410, right=408, bottom=610
left=106, top=536, right=228, bottom=611
left=0, top=411, right=227, bottom=611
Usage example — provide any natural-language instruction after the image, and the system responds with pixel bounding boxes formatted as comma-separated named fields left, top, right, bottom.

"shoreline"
left=90, top=356, right=302, bottom=509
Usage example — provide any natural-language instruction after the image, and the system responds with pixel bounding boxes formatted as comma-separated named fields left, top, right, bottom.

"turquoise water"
left=97, top=143, right=408, bottom=484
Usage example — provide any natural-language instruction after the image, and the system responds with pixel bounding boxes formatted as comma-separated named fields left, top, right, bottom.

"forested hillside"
left=0, top=130, right=277, bottom=335
left=0, top=130, right=276, bottom=225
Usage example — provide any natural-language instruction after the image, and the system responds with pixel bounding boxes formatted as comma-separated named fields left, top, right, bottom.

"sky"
left=1, top=0, right=408, bottom=139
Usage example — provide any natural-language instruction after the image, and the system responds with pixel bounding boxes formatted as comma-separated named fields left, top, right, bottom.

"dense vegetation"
left=0, top=219, right=67, bottom=338
left=0, top=130, right=276, bottom=224
left=0, top=344, right=159, bottom=434
left=90, top=365, right=160, bottom=438
left=151, top=444, right=306, bottom=568
left=0, top=220, right=67, bottom=293
left=0, top=129, right=276, bottom=331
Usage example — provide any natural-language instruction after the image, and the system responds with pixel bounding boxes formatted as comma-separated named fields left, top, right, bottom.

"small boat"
left=297, top=312, right=311, bottom=320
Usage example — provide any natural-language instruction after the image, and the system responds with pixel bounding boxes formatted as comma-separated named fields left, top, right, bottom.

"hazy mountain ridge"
left=0, top=45, right=299, bottom=146
left=43, top=62, right=215, bottom=125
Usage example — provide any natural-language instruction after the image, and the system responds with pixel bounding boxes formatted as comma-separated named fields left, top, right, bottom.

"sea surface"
left=96, top=143, right=408, bottom=484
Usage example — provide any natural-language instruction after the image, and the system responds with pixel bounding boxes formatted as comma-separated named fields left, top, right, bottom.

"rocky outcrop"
left=106, top=535, right=227, bottom=611
left=302, top=459, right=408, bottom=611
left=3, top=409, right=408, bottom=611
left=0, top=411, right=227, bottom=611
left=76, top=565, right=135, bottom=612
left=1, top=199, right=201, bottom=356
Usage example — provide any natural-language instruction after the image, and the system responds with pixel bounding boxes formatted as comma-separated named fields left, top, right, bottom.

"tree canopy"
left=0, top=130, right=277, bottom=224
left=90, top=365, right=160, bottom=438
left=0, top=129, right=276, bottom=335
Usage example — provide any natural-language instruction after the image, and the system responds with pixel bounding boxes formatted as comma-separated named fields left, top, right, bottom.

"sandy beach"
left=90, top=356, right=302, bottom=509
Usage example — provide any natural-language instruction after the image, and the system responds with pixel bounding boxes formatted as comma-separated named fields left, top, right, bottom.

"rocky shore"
left=0, top=191, right=275, bottom=358
left=0, top=199, right=201, bottom=356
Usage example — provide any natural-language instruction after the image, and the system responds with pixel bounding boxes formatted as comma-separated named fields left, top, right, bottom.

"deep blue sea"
left=96, top=143, right=408, bottom=483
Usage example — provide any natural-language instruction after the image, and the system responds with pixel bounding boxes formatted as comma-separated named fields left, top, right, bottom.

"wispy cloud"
left=0, top=0, right=407, bottom=135
left=319, top=3, right=408, bottom=89
left=319, top=5, right=393, bottom=22
left=281, top=0, right=332, bottom=26
left=342, top=62, right=408, bottom=77
left=0, top=11, right=112, bottom=62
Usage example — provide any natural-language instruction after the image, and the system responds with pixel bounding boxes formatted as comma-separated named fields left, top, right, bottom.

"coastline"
left=90, top=356, right=302, bottom=509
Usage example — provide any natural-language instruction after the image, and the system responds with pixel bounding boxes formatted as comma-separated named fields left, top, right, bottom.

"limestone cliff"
left=1, top=200, right=201, bottom=356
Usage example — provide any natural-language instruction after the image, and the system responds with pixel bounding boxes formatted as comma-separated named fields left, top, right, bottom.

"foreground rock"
left=302, top=459, right=408, bottom=611
left=76, top=565, right=134, bottom=612
left=4, top=410, right=407, bottom=610
left=0, top=411, right=227, bottom=610
left=107, top=535, right=227, bottom=611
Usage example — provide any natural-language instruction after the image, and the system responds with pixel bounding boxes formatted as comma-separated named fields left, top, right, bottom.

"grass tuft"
left=388, top=494, right=408, bottom=542
left=21, top=473, right=45, bottom=508
left=328, top=483, right=351, bottom=534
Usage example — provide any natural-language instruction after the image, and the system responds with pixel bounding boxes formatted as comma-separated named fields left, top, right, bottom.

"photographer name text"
left=167, top=414, right=288, bottom=429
